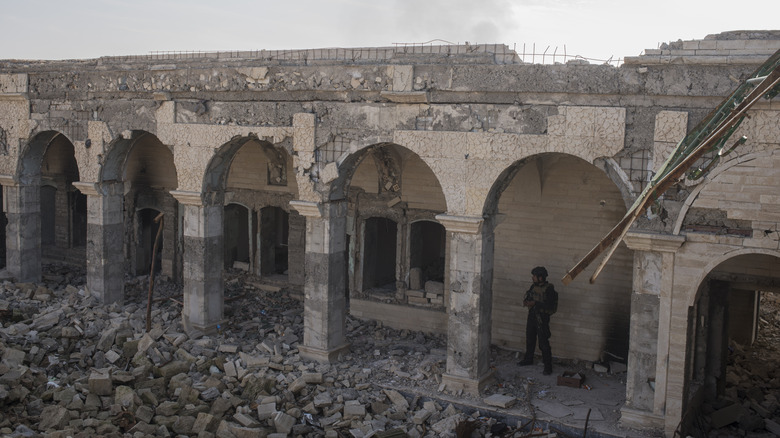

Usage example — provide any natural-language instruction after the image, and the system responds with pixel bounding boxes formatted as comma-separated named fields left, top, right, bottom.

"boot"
left=542, top=350, right=553, bottom=375
left=518, top=356, right=534, bottom=366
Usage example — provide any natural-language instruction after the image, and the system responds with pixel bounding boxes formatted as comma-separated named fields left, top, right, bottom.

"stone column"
left=73, top=181, right=125, bottom=304
left=620, top=231, right=685, bottom=429
left=290, top=200, right=350, bottom=363
left=436, top=214, right=495, bottom=395
left=171, top=190, right=224, bottom=335
left=0, top=175, right=41, bottom=283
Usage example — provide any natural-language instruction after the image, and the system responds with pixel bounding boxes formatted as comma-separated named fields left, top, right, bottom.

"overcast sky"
left=1, top=0, right=778, bottom=61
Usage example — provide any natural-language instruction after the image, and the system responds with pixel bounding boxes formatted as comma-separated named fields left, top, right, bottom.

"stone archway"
left=121, top=132, right=179, bottom=281
left=7, top=130, right=81, bottom=282
left=219, top=137, right=300, bottom=283
left=487, top=153, right=632, bottom=363
left=681, top=252, right=780, bottom=435
left=40, top=134, right=86, bottom=265
left=332, top=143, right=448, bottom=323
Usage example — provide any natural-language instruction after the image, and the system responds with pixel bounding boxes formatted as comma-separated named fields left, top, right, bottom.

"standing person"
left=519, top=266, right=558, bottom=375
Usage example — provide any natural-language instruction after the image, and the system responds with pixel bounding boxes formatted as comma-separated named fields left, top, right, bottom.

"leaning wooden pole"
left=146, top=212, right=165, bottom=333
left=562, top=49, right=780, bottom=285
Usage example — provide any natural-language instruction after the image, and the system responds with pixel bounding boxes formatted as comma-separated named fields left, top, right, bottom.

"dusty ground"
left=213, top=270, right=662, bottom=438
left=0, top=266, right=665, bottom=437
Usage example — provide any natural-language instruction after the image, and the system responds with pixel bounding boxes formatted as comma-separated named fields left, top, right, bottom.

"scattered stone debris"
left=0, top=264, right=655, bottom=437
left=698, top=292, right=780, bottom=437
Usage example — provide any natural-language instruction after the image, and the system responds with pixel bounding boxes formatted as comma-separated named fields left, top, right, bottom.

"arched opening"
left=362, top=216, right=397, bottom=293
left=489, top=153, right=632, bottom=362
left=123, top=133, right=179, bottom=281
left=259, top=206, right=289, bottom=277
left=685, top=253, right=780, bottom=435
left=39, top=134, right=87, bottom=264
left=224, top=203, right=251, bottom=270
left=408, top=220, right=446, bottom=295
left=335, top=143, right=448, bottom=318
left=136, top=208, right=163, bottom=275
left=218, top=137, right=300, bottom=284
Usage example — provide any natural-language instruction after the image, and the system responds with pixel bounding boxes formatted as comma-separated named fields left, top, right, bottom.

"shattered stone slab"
left=484, top=394, right=516, bottom=408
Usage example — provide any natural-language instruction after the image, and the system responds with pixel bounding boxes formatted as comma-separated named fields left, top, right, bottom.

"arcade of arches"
left=1, top=32, right=779, bottom=436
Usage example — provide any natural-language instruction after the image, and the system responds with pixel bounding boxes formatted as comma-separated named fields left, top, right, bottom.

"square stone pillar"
left=290, top=200, right=350, bottom=363
left=172, top=191, right=224, bottom=335
left=436, top=214, right=495, bottom=395
left=0, top=175, right=41, bottom=283
left=73, top=181, right=125, bottom=304
left=620, top=231, right=685, bottom=430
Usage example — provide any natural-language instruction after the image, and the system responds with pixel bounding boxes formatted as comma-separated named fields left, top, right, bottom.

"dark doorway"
left=259, top=206, right=289, bottom=276
left=410, top=220, right=446, bottom=284
left=224, top=203, right=250, bottom=269
left=136, top=208, right=163, bottom=275
left=41, top=185, right=57, bottom=246
left=70, top=190, right=87, bottom=247
left=363, top=217, right=397, bottom=290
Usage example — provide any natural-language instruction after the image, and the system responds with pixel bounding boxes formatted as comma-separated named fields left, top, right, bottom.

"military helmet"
left=531, top=266, right=548, bottom=279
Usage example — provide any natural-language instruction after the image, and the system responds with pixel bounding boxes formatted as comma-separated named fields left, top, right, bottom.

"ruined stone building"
left=0, top=30, right=778, bottom=436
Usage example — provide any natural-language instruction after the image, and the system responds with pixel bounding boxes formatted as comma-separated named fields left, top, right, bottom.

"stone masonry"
left=0, top=31, right=779, bottom=436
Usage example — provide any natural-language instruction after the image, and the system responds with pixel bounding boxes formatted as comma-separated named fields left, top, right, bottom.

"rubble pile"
left=702, top=292, right=780, bottom=437
left=0, top=265, right=547, bottom=438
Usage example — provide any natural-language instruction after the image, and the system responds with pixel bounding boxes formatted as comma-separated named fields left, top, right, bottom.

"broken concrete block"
left=2, top=348, right=26, bottom=368
left=115, top=385, right=139, bottom=410
left=88, top=369, right=113, bottom=396
left=233, top=412, right=260, bottom=428
left=314, top=392, right=333, bottom=408
left=172, top=415, right=196, bottom=435
left=239, top=352, right=269, bottom=368
left=609, top=361, right=627, bottom=373
left=257, top=402, right=277, bottom=420
left=431, top=414, right=465, bottom=435
left=302, top=372, right=323, bottom=384
left=273, top=411, right=296, bottom=434
left=343, top=400, right=366, bottom=419
left=288, top=376, right=307, bottom=393
left=424, top=281, right=444, bottom=295
left=135, top=405, right=155, bottom=424
left=32, top=309, right=62, bottom=331
left=382, top=389, right=409, bottom=411
left=412, top=409, right=432, bottom=424
left=193, top=412, right=220, bottom=433
left=37, top=405, right=70, bottom=431
left=105, top=349, right=121, bottom=364
left=137, top=333, right=156, bottom=353
left=409, top=268, right=423, bottom=290
left=765, top=419, right=780, bottom=436
left=710, top=403, right=743, bottom=429
left=223, top=360, right=237, bottom=378
left=218, top=344, right=239, bottom=354
left=593, top=363, right=608, bottom=373
left=484, top=394, right=516, bottom=408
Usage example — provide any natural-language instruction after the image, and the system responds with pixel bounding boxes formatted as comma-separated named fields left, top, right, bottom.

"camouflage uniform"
left=522, top=281, right=556, bottom=372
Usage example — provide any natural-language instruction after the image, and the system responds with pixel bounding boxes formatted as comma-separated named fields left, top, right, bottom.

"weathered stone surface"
left=383, top=389, right=409, bottom=411
left=38, top=405, right=70, bottom=431
left=343, top=400, right=366, bottom=419
left=88, top=369, right=113, bottom=396
left=484, top=394, right=516, bottom=408
left=257, top=402, right=277, bottom=421
left=272, top=411, right=296, bottom=434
